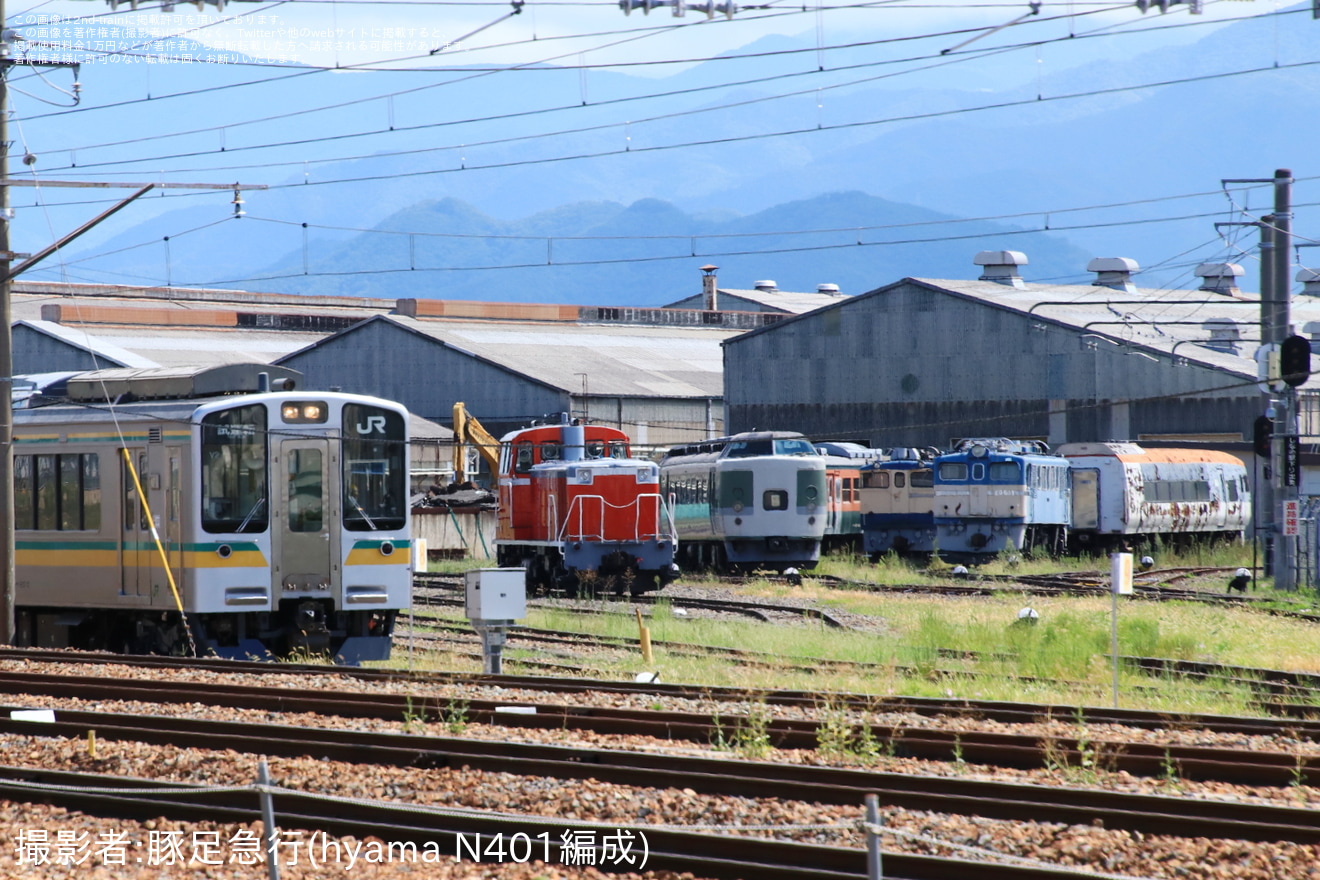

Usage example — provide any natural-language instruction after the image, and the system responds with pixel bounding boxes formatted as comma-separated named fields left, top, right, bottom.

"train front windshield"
left=201, top=404, right=269, bottom=534
left=342, top=404, right=406, bottom=532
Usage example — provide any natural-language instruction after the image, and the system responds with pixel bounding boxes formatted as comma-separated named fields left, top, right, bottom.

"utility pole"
left=0, top=1, right=13, bottom=644
left=1226, top=170, right=1299, bottom=591
left=0, top=8, right=266, bottom=642
left=1271, top=169, right=1298, bottom=591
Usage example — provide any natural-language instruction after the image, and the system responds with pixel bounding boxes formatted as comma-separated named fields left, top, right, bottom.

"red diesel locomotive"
left=494, top=415, right=678, bottom=595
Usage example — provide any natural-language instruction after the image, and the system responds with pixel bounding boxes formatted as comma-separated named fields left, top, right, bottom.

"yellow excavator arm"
left=452, top=401, right=502, bottom=484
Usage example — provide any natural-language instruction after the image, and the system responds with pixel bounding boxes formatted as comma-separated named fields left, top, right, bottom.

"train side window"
left=1226, top=478, right=1239, bottom=502
left=124, top=455, right=139, bottom=532
left=14, top=455, right=33, bottom=530
left=35, top=455, right=57, bottom=531
left=83, top=454, right=101, bottom=532
left=59, top=456, right=81, bottom=531
left=894, top=472, right=906, bottom=489
left=763, top=489, right=788, bottom=511
left=514, top=443, right=534, bottom=474
left=938, top=462, right=968, bottom=481
left=910, top=469, right=933, bottom=488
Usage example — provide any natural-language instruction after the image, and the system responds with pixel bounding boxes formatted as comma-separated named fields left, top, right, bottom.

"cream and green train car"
left=13, top=365, right=411, bottom=664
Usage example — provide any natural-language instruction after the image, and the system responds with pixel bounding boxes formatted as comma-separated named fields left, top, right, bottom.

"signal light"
left=1280, top=335, right=1311, bottom=388
left=1253, top=415, right=1273, bottom=459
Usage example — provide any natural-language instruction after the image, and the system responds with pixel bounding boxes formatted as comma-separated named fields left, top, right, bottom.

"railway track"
left=1, top=646, right=1315, bottom=739
left=1, top=665, right=1318, bottom=787
left=4, top=702, right=1320, bottom=849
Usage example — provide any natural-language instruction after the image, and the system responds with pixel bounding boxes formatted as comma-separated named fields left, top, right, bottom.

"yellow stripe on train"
left=345, top=546, right=412, bottom=567
left=17, top=547, right=269, bottom=568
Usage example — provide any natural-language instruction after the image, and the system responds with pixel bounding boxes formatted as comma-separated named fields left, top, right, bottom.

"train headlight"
left=281, top=401, right=329, bottom=423
left=732, top=502, right=744, bottom=513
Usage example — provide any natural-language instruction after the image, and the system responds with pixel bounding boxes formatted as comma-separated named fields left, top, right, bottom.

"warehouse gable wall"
left=13, top=325, right=128, bottom=374
left=276, top=319, right=568, bottom=430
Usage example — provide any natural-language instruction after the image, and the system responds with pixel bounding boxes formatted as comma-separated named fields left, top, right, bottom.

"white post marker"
left=1110, top=552, right=1133, bottom=709
left=466, top=568, right=527, bottom=675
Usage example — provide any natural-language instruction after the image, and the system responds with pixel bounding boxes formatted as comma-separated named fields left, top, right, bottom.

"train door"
left=278, top=439, right=334, bottom=593
left=121, top=448, right=151, bottom=599
left=1072, top=469, right=1100, bottom=530
left=968, top=462, right=990, bottom=516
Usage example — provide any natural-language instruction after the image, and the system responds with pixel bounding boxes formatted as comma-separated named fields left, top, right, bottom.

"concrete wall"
left=413, top=508, right=496, bottom=561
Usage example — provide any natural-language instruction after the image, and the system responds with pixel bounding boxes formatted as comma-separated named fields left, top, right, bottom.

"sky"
left=0, top=0, right=1306, bottom=293
left=14, top=0, right=1267, bottom=74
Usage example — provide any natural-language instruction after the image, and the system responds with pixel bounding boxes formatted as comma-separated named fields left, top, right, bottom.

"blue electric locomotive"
left=933, top=439, right=1070, bottom=559
left=859, top=448, right=938, bottom=559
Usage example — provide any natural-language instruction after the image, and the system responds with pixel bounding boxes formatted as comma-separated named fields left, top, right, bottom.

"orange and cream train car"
left=495, top=414, right=678, bottom=595
left=13, top=365, right=410, bottom=664
left=1057, top=442, right=1251, bottom=551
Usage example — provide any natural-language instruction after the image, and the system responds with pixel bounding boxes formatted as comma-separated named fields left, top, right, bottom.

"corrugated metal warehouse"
left=9, top=280, right=758, bottom=449
left=275, top=313, right=734, bottom=448
left=724, top=252, right=1320, bottom=447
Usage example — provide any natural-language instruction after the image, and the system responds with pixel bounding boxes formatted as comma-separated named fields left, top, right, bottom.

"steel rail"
left=1, top=670, right=1318, bottom=787
left=0, top=647, right=1316, bottom=738
left=3, top=708, right=1318, bottom=846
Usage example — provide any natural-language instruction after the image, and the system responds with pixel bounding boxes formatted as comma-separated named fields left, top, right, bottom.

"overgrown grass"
left=396, top=587, right=1320, bottom=716
left=395, top=542, right=1320, bottom=716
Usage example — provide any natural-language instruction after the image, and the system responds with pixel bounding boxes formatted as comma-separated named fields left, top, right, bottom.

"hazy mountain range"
left=17, top=5, right=1319, bottom=303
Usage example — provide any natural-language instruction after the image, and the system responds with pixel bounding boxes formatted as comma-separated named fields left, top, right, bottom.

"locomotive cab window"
left=343, top=404, right=406, bottom=532
left=773, top=439, right=816, bottom=456
left=938, top=462, right=968, bottom=481
left=585, top=441, right=605, bottom=459
left=910, top=469, right=933, bottom=488
left=201, top=404, right=269, bottom=534
left=609, top=441, right=630, bottom=459
left=867, top=472, right=890, bottom=489
left=893, top=472, right=906, bottom=489
left=539, top=442, right=562, bottom=463
left=726, top=439, right=772, bottom=457
left=989, top=462, right=1020, bottom=482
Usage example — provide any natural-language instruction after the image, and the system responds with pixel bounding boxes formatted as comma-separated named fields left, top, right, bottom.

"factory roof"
left=663, top=286, right=849, bottom=315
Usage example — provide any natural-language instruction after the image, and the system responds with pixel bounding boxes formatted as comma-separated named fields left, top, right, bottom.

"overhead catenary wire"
left=21, top=1, right=1278, bottom=170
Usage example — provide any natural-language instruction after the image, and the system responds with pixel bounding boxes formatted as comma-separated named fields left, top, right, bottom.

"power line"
left=16, top=0, right=1265, bottom=135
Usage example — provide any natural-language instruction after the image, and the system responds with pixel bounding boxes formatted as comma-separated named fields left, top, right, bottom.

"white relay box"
left=464, top=568, right=527, bottom=620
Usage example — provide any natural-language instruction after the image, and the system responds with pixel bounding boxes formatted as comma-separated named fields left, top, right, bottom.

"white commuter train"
left=13, top=364, right=411, bottom=664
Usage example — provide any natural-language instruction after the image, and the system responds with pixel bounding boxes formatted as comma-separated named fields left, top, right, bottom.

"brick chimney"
left=701, top=264, right=718, bottom=311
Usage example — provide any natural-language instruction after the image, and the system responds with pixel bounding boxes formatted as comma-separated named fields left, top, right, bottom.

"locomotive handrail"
left=555, top=493, right=676, bottom=544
